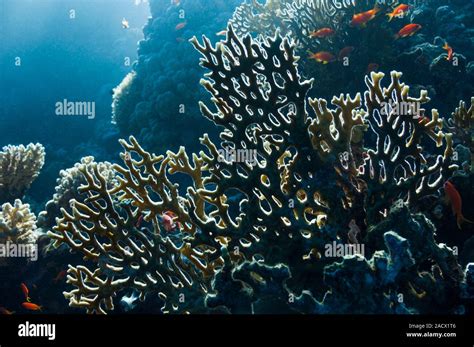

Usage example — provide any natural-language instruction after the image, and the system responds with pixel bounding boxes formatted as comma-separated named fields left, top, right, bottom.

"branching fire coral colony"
left=41, top=22, right=473, bottom=314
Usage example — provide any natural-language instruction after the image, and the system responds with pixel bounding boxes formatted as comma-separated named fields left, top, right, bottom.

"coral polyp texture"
left=46, top=25, right=473, bottom=314
left=0, top=143, right=45, bottom=203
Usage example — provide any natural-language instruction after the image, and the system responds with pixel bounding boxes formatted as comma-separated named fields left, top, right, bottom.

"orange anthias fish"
left=175, top=22, right=187, bottom=31
left=338, top=46, right=355, bottom=60
left=121, top=18, right=130, bottom=29
left=387, top=4, right=411, bottom=21
left=216, top=29, right=227, bottom=36
left=395, top=23, right=422, bottom=39
left=367, top=63, right=379, bottom=73
left=417, top=116, right=431, bottom=125
left=20, top=283, right=31, bottom=302
left=309, top=27, right=335, bottom=38
left=53, top=269, right=67, bottom=283
left=161, top=211, right=181, bottom=232
left=443, top=42, right=453, bottom=61
left=0, top=307, right=15, bottom=315
left=309, top=51, right=336, bottom=64
left=135, top=214, right=144, bottom=228
left=350, top=6, right=380, bottom=27
left=22, top=302, right=42, bottom=311
left=444, top=181, right=473, bottom=229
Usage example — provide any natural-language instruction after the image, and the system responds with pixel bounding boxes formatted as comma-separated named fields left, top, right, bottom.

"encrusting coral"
left=0, top=143, right=45, bottom=203
left=47, top=25, right=472, bottom=314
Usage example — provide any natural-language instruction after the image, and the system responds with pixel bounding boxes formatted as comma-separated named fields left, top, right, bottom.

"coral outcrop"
left=0, top=199, right=38, bottom=244
left=0, top=143, right=45, bottom=203
left=446, top=97, right=473, bottom=161
left=46, top=25, right=473, bottom=314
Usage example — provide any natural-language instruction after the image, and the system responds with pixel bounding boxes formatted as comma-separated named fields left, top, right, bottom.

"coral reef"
left=365, top=204, right=464, bottom=313
left=46, top=25, right=473, bottom=315
left=0, top=143, right=45, bottom=203
left=228, top=0, right=474, bottom=114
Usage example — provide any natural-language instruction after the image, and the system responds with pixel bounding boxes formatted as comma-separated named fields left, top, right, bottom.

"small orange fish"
left=338, top=46, right=355, bottom=60
left=175, top=22, right=186, bottom=31
left=395, top=23, right=422, bottom=39
left=173, top=0, right=180, bottom=5
left=417, top=116, right=430, bottom=125
left=161, top=211, right=181, bottom=232
left=309, top=27, right=335, bottom=38
left=216, top=30, right=227, bottom=36
left=0, top=307, right=15, bottom=315
left=121, top=18, right=130, bottom=29
left=309, top=51, right=336, bottom=64
left=135, top=214, right=144, bottom=228
left=367, top=63, right=379, bottom=73
left=387, top=4, right=411, bottom=21
left=53, top=269, right=67, bottom=283
left=22, top=302, right=42, bottom=311
left=350, top=6, right=380, bottom=27
left=444, top=181, right=473, bottom=229
left=443, top=42, right=453, bottom=61
left=20, top=283, right=31, bottom=302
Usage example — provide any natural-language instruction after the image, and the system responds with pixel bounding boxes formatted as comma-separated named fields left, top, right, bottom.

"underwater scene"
left=1, top=0, right=474, bottom=336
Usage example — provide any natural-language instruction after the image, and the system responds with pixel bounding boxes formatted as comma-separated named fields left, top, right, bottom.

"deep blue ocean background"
left=0, top=0, right=149, bottom=209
